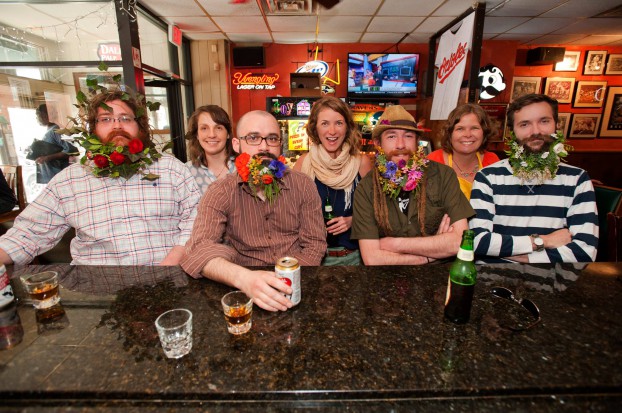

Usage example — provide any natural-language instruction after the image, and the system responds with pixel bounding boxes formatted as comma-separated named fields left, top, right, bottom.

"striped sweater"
left=469, top=159, right=598, bottom=263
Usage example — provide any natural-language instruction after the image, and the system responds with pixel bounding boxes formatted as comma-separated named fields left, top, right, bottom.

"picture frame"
left=509, top=76, right=541, bottom=102
left=479, top=103, right=508, bottom=142
left=583, top=50, right=607, bottom=75
left=600, top=86, right=622, bottom=137
left=554, top=51, right=581, bottom=72
left=72, top=71, right=123, bottom=96
left=573, top=80, right=607, bottom=108
left=605, top=54, right=622, bottom=75
left=544, top=77, right=576, bottom=104
left=557, top=112, right=571, bottom=138
left=569, top=113, right=601, bottom=138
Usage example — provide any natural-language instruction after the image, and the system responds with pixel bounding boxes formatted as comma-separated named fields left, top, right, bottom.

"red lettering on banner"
left=232, top=72, right=280, bottom=86
left=437, top=42, right=467, bottom=84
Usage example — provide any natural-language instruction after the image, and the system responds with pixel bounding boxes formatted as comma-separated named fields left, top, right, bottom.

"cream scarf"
left=301, top=142, right=361, bottom=209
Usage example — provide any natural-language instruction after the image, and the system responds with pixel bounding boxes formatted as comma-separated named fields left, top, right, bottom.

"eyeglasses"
left=96, top=115, right=136, bottom=125
left=239, top=134, right=281, bottom=146
left=490, top=287, right=541, bottom=331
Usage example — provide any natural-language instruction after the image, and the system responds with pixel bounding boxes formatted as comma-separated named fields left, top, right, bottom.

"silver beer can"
left=275, top=257, right=301, bottom=306
left=0, top=264, right=14, bottom=309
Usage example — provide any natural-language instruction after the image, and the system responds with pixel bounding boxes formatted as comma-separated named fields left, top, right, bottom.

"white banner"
left=430, top=12, right=475, bottom=120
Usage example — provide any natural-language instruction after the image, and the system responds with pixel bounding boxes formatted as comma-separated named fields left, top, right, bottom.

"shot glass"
left=20, top=271, right=60, bottom=309
left=155, top=308, right=193, bottom=359
left=221, top=291, right=253, bottom=335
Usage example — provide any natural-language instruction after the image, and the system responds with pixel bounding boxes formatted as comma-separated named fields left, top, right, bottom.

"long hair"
left=507, top=93, right=558, bottom=131
left=87, top=89, right=151, bottom=145
left=306, top=96, right=361, bottom=155
left=185, top=105, right=234, bottom=168
left=441, top=103, right=496, bottom=154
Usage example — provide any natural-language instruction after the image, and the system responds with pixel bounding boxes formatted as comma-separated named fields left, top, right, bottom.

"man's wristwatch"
left=531, top=234, right=544, bottom=252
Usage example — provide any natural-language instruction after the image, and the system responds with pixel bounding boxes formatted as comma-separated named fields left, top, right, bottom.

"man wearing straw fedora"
left=351, top=105, right=474, bottom=265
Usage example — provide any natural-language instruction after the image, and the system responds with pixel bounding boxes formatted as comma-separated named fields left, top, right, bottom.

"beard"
left=257, top=151, right=278, bottom=166
left=386, top=148, right=414, bottom=163
left=520, top=133, right=554, bottom=155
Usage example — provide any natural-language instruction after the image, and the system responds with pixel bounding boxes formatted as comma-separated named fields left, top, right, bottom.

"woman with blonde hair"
left=427, top=103, right=500, bottom=199
left=294, top=96, right=372, bottom=265
left=185, top=105, right=236, bottom=193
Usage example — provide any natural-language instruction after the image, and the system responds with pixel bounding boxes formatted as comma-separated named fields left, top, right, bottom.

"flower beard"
left=507, top=131, right=568, bottom=185
left=104, top=129, right=151, bottom=147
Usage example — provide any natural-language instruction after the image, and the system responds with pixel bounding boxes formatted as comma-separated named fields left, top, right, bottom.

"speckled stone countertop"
left=1, top=263, right=621, bottom=412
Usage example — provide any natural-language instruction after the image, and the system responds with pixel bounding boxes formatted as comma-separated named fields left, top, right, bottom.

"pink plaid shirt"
left=0, top=155, right=200, bottom=265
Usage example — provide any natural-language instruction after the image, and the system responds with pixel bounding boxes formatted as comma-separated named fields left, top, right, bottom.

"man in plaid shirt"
left=0, top=90, right=200, bottom=266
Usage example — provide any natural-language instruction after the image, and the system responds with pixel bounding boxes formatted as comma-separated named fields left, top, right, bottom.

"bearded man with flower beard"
left=351, top=105, right=474, bottom=265
left=469, top=93, right=598, bottom=263
left=0, top=89, right=200, bottom=266
left=181, top=110, right=326, bottom=312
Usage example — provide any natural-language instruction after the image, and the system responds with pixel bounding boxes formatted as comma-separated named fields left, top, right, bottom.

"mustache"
left=522, top=134, right=554, bottom=154
left=103, top=129, right=151, bottom=146
left=386, top=149, right=414, bottom=158
left=105, top=130, right=132, bottom=142
left=257, top=151, right=278, bottom=162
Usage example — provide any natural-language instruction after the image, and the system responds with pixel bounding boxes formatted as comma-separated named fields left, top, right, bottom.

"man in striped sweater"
left=469, top=94, right=598, bottom=263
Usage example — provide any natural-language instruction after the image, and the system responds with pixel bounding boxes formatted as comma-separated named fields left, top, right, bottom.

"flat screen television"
left=347, top=53, right=419, bottom=99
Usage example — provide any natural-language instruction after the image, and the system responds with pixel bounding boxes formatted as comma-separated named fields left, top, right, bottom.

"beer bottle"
left=323, top=195, right=335, bottom=243
left=444, top=229, right=477, bottom=324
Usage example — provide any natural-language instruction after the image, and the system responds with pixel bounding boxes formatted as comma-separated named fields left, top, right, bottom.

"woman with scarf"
left=294, top=96, right=372, bottom=265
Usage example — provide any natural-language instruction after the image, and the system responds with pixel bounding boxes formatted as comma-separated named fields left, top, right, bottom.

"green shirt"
left=351, top=161, right=474, bottom=239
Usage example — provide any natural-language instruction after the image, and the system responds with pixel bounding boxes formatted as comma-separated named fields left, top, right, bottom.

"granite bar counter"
left=0, top=263, right=621, bottom=411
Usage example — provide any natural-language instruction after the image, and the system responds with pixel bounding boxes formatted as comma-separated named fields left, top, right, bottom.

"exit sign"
left=168, top=25, right=182, bottom=47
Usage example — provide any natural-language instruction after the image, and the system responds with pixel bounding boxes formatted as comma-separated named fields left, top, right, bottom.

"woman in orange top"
left=427, top=103, right=500, bottom=199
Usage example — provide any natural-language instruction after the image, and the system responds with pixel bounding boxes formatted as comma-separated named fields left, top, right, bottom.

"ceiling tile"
left=185, top=32, right=226, bottom=41
left=568, top=35, right=622, bottom=46
left=554, top=18, right=622, bottom=35
left=196, top=0, right=262, bottom=16
left=139, top=0, right=205, bottom=17
left=316, top=32, right=362, bottom=43
left=267, top=16, right=317, bottom=32
left=525, top=33, right=588, bottom=45
left=318, top=0, right=382, bottom=16
left=492, top=33, right=543, bottom=43
left=433, top=0, right=482, bottom=16
left=378, top=0, right=443, bottom=16
left=486, top=0, right=568, bottom=17
left=360, top=32, right=411, bottom=43
left=171, top=17, right=219, bottom=32
left=272, top=32, right=319, bottom=44
left=415, top=16, right=456, bottom=33
left=406, top=33, right=434, bottom=43
left=541, top=0, right=620, bottom=18
left=506, top=18, right=576, bottom=34
left=483, top=17, right=531, bottom=34
left=214, top=17, right=268, bottom=33
left=317, top=16, right=371, bottom=32
left=367, top=16, right=424, bottom=33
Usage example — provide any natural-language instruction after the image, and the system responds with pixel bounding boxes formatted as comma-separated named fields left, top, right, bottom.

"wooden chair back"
left=607, top=213, right=622, bottom=263
left=0, top=164, right=26, bottom=223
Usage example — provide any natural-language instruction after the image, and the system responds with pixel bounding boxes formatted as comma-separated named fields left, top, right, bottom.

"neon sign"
left=232, top=72, right=279, bottom=90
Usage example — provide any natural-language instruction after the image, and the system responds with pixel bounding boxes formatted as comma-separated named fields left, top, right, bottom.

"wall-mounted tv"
left=347, top=53, right=419, bottom=99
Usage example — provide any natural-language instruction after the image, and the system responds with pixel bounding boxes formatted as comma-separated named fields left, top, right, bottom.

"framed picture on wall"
left=557, top=112, right=571, bottom=137
left=569, top=113, right=601, bottom=138
left=479, top=103, right=508, bottom=142
left=583, top=50, right=607, bottom=75
left=509, top=76, right=541, bottom=101
left=544, top=77, right=576, bottom=103
left=600, top=86, right=622, bottom=137
left=573, top=80, right=607, bottom=108
left=554, top=51, right=581, bottom=72
left=605, top=54, right=622, bottom=75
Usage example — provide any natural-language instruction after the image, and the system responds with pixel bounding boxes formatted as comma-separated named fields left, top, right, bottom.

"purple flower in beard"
left=269, top=159, right=287, bottom=179
left=398, top=159, right=406, bottom=169
left=383, top=161, right=398, bottom=178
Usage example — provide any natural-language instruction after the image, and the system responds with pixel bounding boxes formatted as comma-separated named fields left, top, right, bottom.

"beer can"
left=0, top=264, right=14, bottom=309
left=275, top=257, right=301, bottom=306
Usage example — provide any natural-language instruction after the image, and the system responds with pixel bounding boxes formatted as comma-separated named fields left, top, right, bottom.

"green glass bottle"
left=444, top=229, right=477, bottom=324
left=323, top=195, right=335, bottom=244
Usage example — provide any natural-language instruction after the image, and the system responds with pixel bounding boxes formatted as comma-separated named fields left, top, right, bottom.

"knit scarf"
left=301, top=142, right=361, bottom=209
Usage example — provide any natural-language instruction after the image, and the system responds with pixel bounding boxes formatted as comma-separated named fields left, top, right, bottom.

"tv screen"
left=347, top=53, right=419, bottom=99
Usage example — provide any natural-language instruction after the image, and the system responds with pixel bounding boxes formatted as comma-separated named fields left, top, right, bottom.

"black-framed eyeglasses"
left=96, top=115, right=136, bottom=125
left=490, top=287, right=541, bottom=331
left=239, top=134, right=281, bottom=146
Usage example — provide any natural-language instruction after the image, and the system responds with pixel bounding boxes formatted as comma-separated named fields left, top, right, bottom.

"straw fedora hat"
left=371, top=105, right=424, bottom=140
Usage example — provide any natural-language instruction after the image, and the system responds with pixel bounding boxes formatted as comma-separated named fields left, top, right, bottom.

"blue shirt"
left=315, top=176, right=360, bottom=250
